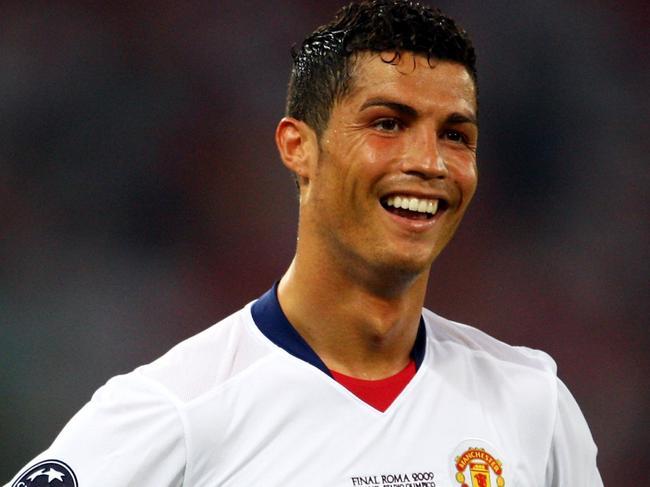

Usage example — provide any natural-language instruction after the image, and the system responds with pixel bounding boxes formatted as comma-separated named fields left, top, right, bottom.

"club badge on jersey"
left=451, top=440, right=506, bottom=487
left=11, top=460, right=77, bottom=487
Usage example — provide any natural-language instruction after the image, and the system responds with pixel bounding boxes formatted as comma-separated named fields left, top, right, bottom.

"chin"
left=371, top=250, right=435, bottom=282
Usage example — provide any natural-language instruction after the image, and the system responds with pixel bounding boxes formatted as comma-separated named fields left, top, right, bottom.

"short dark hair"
left=286, top=0, right=477, bottom=136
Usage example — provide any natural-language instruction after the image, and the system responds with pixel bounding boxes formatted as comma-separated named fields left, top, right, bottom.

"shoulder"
left=420, top=307, right=560, bottom=426
left=421, top=307, right=557, bottom=376
left=421, top=309, right=563, bottom=468
left=132, top=300, right=277, bottom=405
left=3, top=302, right=276, bottom=487
left=420, top=309, right=603, bottom=485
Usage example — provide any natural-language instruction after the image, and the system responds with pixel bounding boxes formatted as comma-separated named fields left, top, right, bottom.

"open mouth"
left=380, top=195, right=447, bottom=220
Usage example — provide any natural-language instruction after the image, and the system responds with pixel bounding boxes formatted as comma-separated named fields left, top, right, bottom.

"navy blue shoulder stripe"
left=251, top=283, right=427, bottom=374
left=412, top=315, right=426, bottom=368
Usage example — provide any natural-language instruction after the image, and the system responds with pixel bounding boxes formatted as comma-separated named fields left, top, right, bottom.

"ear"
left=275, top=117, right=318, bottom=185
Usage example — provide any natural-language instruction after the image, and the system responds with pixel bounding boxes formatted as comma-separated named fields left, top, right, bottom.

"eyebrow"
left=359, top=98, right=478, bottom=127
left=360, top=99, right=418, bottom=118
left=446, top=112, right=479, bottom=127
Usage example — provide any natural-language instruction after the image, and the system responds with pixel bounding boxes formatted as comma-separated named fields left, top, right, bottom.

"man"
left=6, top=1, right=602, bottom=486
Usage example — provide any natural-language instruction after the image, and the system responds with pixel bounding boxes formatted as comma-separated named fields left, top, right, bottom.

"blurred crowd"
left=1, top=1, right=648, bottom=484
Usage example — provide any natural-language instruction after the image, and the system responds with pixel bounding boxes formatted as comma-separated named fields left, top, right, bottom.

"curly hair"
left=286, top=0, right=477, bottom=136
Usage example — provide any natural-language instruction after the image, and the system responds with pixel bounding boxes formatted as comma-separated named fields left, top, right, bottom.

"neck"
left=277, top=253, right=429, bottom=380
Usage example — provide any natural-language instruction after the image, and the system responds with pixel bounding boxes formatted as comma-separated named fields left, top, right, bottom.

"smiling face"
left=290, top=51, right=478, bottom=284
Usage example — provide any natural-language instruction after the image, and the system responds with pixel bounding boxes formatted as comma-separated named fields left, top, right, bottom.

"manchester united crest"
left=452, top=443, right=505, bottom=487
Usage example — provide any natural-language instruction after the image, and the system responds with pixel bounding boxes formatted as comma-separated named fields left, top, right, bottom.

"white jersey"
left=6, top=286, right=602, bottom=487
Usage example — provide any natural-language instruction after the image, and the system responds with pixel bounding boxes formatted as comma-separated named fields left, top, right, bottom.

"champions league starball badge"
left=12, top=460, right=77, bottom=487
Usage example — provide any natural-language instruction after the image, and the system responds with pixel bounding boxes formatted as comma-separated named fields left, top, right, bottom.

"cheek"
left=360, top=136, right=405, bottom=173
left=320, top=131, right=403, bottom=198
left=461, top=161, right=478, bottom=189
left=449, top=158, right=478, bottom=203
left=334, top=136, right=398, bottom=191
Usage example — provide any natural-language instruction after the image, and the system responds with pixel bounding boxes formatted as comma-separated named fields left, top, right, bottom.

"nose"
left=399, top=128, right=448, bottom=179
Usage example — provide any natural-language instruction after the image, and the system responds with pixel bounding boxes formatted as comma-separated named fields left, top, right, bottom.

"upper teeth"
left=385, top=195, right=439, bottom=215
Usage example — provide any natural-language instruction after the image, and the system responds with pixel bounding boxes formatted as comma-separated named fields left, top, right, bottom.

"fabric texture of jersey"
left=5, top=286, right=603, bottom=487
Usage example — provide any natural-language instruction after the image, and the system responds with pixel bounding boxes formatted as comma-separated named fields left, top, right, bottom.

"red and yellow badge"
left=454, top=447, right=505, bottom=487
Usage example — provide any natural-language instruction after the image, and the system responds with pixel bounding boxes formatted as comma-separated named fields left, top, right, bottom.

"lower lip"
left=382, top=206, right=442, bottom=232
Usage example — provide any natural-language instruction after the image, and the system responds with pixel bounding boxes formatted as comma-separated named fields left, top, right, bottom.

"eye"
left=373, top=118, right=402, bottom=133
left=442, top=129, right=467, bottom=144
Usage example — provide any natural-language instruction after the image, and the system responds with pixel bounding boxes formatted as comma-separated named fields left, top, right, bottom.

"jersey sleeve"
left=545, top=378, right=603, bottom=486
left=4, top=372, right=186, bottom=487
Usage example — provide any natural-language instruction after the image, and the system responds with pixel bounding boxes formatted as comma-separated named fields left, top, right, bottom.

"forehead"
left=342, top=51, right=477, bottom=113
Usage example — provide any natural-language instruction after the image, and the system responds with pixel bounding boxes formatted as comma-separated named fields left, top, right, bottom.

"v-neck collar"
left=251, top=283, right=427, bottom=378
